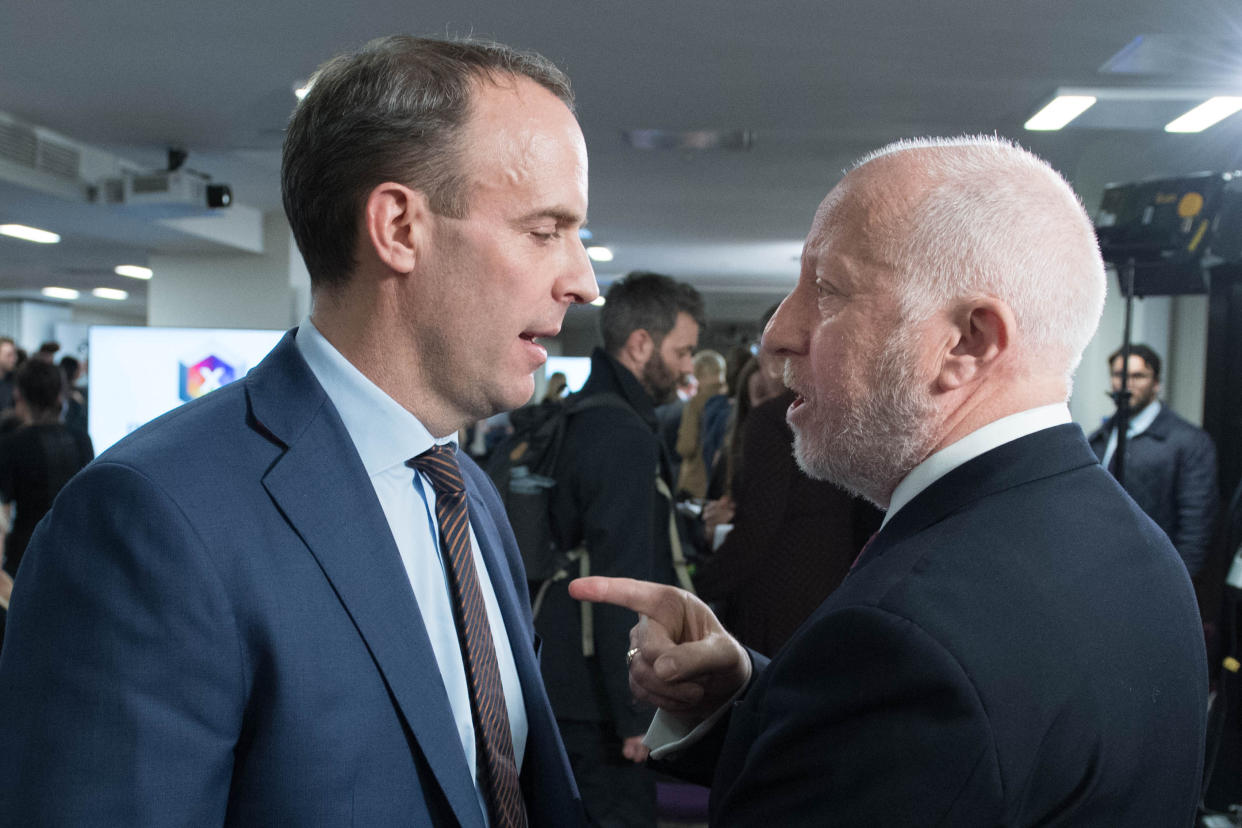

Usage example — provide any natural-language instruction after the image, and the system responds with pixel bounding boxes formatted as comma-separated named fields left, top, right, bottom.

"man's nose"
left=763, top=294, right=805, bottom=356
left=560, top=240, right=599, bottom=305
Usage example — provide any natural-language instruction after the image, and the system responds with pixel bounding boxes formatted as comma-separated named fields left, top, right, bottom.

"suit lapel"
left=248, top=333, right=485, bottom=828
left=862, top=424, right=1100, bottom=567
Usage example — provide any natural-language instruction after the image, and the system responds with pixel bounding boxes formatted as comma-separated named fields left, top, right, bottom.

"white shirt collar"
left=294, top=318, right=449, bottom=476
left=883, top=403, right=1072, bottom=527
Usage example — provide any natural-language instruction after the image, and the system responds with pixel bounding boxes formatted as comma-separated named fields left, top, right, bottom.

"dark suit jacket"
left=0, top=331, right=581, bottom=826
left=1088, top=404, right=1220, bottom=575
left=539, top=347, right=678, bottom=738
left=665, top=425, right=1208, bottom=826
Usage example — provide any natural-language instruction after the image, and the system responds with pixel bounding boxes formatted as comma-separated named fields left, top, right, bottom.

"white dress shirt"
left=295, top=320, right=526, bottom=820
left=883, top=403, right=1072, bottom=526
left=647, top=402, right=1072, bottom=758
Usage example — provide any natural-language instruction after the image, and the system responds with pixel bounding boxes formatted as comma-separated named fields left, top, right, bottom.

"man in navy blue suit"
left=0, top=36, right=596, bottom=825
left=574, top=137, right=1209, bottom=825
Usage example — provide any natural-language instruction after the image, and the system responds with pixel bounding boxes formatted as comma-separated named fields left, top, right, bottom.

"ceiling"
left=2, top=0, right=1242, bottom=327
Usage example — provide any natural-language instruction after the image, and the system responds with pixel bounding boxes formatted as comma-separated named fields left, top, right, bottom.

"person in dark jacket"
left=572, top=136, right=1206, bottom=826
left=1087, top=343, right=1219, bottom=575
left=0, top=359, right=94, bottom=578
left=539, top=271, right=703, bottom=826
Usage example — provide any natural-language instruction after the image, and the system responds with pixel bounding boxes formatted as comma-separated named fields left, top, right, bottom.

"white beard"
left=790, top=326, right=938, bottom=508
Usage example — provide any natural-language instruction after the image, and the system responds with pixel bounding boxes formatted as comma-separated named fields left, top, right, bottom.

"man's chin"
left=791, top=430, right=833, bottom=483
left=792, top=432, right=889, bottom=509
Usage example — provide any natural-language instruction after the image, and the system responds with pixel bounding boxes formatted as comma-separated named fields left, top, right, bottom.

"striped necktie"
left=408, top=445, right=527, bottom=828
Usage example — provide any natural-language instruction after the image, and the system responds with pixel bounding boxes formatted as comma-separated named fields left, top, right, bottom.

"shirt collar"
left=883, top=403, right=1071, bottom=527
left=1126, top=399, right=1161, bottom=437
left=295, top=318, right=448, bottom=476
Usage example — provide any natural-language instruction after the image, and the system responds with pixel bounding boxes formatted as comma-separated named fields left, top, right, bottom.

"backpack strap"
left=654, top=475, right=697, bottom=595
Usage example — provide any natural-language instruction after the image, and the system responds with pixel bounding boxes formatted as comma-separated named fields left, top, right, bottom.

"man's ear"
left=616, top=328, right=655, bottom=376
left=936, top=297, right=1014, bottom=392
left=363, top=182, right=431, bottom=274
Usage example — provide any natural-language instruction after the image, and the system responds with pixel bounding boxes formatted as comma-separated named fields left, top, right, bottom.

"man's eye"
left=531, top=230, right=560, bottom=241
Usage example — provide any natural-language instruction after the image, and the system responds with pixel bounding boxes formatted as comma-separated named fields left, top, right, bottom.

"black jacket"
left=1088, top=403, right=1219, bottom=575
left=663, top=425, right=1207, bottom=826
left=537, top=347, right=678, bottom=738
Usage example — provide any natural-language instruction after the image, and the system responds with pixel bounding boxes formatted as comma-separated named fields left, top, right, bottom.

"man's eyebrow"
left=515, top=208, right=585, bottom=225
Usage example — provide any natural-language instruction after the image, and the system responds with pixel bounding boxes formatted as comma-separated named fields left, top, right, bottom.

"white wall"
left=148, top=210, right=300, bottom=330
left=0, top=299, right=73, bottom=353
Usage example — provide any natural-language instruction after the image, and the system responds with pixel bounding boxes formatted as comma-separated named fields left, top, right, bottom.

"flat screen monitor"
left=88, top=325, right=284, bottom=454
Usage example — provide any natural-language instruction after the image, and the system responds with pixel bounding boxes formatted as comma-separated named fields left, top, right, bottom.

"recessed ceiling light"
left=114, top=265, right=153, bottom=280
left=41, top=287, right=79, bottom=300
left=0, top=224, right=60, bottom=244
left=1165, top=96, right=1242, bottom=133
left=590, top=296, right=606, bottom=307
left=92, top=287, right=129, bottom=301
left=1024, top=96, right=1097, bottom=131
left=587, top=246, right=614, bottom=262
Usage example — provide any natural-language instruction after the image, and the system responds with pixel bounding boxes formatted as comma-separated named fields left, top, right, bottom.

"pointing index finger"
left=569, top=576, right=691, bottom=629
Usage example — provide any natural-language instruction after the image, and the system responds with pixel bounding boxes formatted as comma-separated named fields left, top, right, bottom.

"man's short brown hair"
left=281, top=35, right=574, bottom=292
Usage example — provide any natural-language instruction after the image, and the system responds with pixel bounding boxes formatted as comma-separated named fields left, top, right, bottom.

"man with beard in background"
left=538, top=270, right=703, bottom=826
left=572, top=137, right=1207, bottom=825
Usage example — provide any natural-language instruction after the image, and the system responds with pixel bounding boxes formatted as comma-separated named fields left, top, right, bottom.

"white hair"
left=855, top=136, right=1107, bottom=387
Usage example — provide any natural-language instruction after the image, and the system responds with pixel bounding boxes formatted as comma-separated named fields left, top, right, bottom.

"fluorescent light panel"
left=586, top=246, right=613, bottom=262
left=1024, top=96, right=1097, bottom=131
left=115, top=265, right=153, bottom=280
left=0, top=224, right=60, bottom=244
left=41, top=287, right=79, bottom=300
left=92, top=287, right=129, bottom=301
left=590, top=296, right=606, bottom=307
left=1165, top=96, right=1242, bottom=133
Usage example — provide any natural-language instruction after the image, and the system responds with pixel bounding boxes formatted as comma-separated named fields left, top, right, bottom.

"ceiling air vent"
left=0, top=120, right=81, bottom=180
left=0, top=121, right=38, bottom=168
left=36, top=137, right=80, bottom=180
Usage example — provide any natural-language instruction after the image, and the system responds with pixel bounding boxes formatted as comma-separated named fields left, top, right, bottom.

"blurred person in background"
left=540, top=270, right=702, bottom=827
left=0, top=359, right=94, bottom=579
left=543, top=371, right=569, bottom=404
left=0, top=337, right=17, bottom=415
left=676, top=349, right=726, bottom=499
left=1088, top=343, right=1218, bottom=577
left=59, top=355, right=89, bottom=436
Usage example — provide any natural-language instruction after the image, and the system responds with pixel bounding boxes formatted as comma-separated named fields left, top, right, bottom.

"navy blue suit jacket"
left=0, top=331, right=581, bottom=826
left=665, top=425, right=1208, bottom=826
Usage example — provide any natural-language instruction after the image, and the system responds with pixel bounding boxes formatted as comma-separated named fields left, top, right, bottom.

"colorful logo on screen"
left=178, top=355, right=238, bottom=402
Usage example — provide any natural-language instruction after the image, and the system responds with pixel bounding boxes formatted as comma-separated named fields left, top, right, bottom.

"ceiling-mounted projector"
left=96, top=169, right=232, bottom=215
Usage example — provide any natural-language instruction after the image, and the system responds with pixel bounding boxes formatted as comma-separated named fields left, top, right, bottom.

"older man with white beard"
left=571, top=136, right=1208, bottom=826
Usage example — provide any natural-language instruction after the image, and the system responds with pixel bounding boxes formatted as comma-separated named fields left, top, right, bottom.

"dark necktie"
left=408, top=445, right=527, bottom=828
